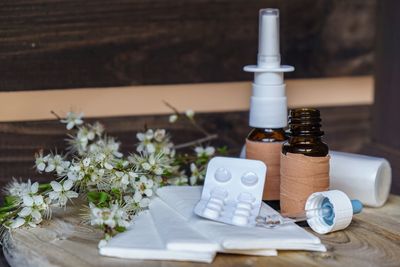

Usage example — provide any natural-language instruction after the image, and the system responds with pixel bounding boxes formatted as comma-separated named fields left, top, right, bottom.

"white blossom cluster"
left=1, top=111, right=222, bottom=246
left=3, top=179, right=77, bottom=229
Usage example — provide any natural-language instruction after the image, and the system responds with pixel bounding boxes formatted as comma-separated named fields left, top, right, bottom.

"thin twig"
left=163, top=100, right=180, bottom=115
left=163, top=100, right=210, bottom=136
left=174, top=134, right=218, bottom=150
left=50, top=110, right=62, bottom=120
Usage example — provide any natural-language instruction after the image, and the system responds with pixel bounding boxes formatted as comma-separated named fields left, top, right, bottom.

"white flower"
left=169, top=114, right=178, bottom=123
left=66, top=163, right=83, bottom=181
left=35, top=151, right=50, bottom=172
left=90, top=122, right=104, bottom=136
left=169, top=176, right=188, bottom=185
left=194, top=146, right=215, bottom=157
left=113, top=171, right=130, bottom=190
left=89, top=203, right=130, bottom=229
left=134, top=175, right=155, bottom=197
left=45, top=155, right=70, bottom=175
left=77, top=126, right=96, bottom=143
left=61, top=112, right=84, bottom=130
left=4, top=179, right=37, bottom=200
left=185, top=109, right=195, bottom=118
left=136, top=129, right=156, bottom=154
left=154, top=129, right=166, bottom=142
left=49, top=180, right=79, bottom=206
left=18, top=194, right=47, bottom=226
left=189, top=163, right=204, bottom=185
left=10, top=217, right=26, bottom=229
left=89, top=137, right=122, bottom=158
left=83, top=157, right=91, bottom=167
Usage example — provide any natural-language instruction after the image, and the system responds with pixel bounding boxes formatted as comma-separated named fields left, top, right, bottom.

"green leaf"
left=87, top=191, right=110, bottom=206
left=115, top=226, right=126, bottom=233
left=38, top=183, right=52, bottom=192
left=217, top=146, right=228, bottom=155
left=0, top=205, right=17, bottom=213
left=4, top=196, right=18, bottom=206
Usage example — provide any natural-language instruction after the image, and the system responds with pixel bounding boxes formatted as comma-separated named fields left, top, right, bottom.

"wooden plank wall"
left=0, top=0, right=375, bottom=91
left=0, top=106, right=372, bottom=192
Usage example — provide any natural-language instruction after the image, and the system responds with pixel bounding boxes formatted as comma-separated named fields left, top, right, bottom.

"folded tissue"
left=99, top=186, right=325, bottom=263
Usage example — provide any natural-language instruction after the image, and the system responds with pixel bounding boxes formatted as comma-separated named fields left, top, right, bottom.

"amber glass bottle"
left=247, top=128, right=287, bottom=143
left=246, top=128, right=288, bottom=208
left=282, top=108, right=328, bottom=157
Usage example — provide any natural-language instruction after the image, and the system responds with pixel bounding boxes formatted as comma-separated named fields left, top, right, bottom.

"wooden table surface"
left=2, top=194, right=400, bottom=267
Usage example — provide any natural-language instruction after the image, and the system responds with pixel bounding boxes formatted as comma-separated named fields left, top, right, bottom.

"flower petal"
left=31, top=182, right=39, bottom=194
left=49, top=191, right=59, bottom=200
left=19, top=207, right=32, bottom=217
left=33, top=195, right=44, bottom=205
left=63, top=179, right=74, bottom=191
left=22, top=195, right=34, bottom=207
left=11, top=217, right=25, bottom=228
left=50, top=181, right=62, bottom=192
left=31, top=210, right=42, bottom=221
left=65, top=191, right=79, bottom=199
left=37, top=162, right=46, bottom=172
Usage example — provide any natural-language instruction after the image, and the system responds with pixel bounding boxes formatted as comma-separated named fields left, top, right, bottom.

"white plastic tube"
left=329, top=151, right=392, bottom=207
left=240, top=146, right=392, bottom=207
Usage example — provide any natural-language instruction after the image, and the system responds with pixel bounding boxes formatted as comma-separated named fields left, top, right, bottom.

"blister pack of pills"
left=194, top=157, right=267, bottom=227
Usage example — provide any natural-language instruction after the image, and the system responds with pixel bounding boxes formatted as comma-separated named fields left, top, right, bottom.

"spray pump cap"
left=244, top=9, right=294, bottom=129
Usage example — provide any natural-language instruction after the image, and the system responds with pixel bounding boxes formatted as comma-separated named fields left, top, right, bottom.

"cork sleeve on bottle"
left=245, top=139, right=283, bottom=200
left=280, top=152, right=330, bottom=215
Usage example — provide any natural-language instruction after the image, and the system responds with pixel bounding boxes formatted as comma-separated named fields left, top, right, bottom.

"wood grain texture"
left=3, top=195, right=400, bottom=267
left=0, top=0, right=376, bottom=91
left=0, top=105, right=373, bottom=193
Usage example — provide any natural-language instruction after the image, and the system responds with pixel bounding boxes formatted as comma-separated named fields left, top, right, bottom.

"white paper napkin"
left=156, top=186, right=326, bottom=252
left=99, top=210, right=216, bottom=263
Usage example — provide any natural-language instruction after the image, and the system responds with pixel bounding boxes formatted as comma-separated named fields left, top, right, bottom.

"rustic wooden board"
left=3, top=195, right=400, bottom=267
left=0, top=0, right=375, bottom=91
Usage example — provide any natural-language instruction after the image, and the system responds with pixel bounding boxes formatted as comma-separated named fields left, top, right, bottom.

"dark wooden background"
left=0, top=2, right=398, bottom=193
left=1, top=0, right=400, bottom=266
left=0, top=0, right=375, bottom=91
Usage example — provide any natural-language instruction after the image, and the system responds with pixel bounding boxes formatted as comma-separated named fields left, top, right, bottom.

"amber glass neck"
left=288, top=108, right=324, bottom=137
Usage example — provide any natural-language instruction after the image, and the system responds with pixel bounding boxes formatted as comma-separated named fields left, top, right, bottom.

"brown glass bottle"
left=247, top=128, right=287, bottom=143
left=246, top=128, right=288, bottom=208
left=282, top=108, right=328, bottom=157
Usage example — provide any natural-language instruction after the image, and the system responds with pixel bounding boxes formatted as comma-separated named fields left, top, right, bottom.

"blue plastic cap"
left=351, top=200, right=363, bottom=214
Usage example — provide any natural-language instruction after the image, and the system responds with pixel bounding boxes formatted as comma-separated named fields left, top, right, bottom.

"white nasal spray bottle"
left=244, top=9, right=294, bottom=201
left=244, top=8, right=294, bottom=127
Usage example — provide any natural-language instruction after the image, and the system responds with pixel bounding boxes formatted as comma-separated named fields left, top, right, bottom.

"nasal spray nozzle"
left=244, top=9, right=294, bottom=128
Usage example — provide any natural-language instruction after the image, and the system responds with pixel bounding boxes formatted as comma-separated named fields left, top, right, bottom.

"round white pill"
left=241, top=172, right=259, bottom=186
left=232, top=215, right=248, bottom=226
left=209, top=197, right=224, bottom=206
left=237, top=192, right=256, bottom=204
left=214, top=168, right=232, bottom=183
left=236, top=202, right=252, bottom=210
left=210, top=188, right=228, bottom=199
left=234, top=208, right=251, bottom=217
left=203, top=207, right=220, bottom=219
left=206, top=201, right=222, bottom=211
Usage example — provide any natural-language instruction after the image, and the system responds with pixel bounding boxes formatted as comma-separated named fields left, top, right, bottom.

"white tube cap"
left=305, top=190, right=353, bottom=234
left=329, top=151, right=392, bottom=207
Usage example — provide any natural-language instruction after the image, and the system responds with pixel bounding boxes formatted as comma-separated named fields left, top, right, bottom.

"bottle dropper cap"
left=305, top=190, right=362, bottom=234
left=244, top=9, right=294, bottom=129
